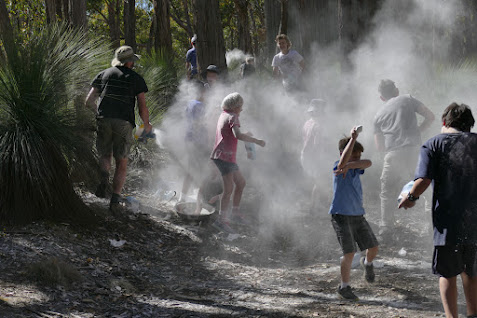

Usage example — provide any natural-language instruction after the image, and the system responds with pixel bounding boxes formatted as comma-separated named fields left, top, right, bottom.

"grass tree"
left=0, top=23, right=109, bottom=225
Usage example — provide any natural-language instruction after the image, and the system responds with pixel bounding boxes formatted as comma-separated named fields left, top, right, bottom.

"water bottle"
left=397, top=180, right=415, bottom=203
left=244, top=142, right=256, bottom=160
left=124, top=196, right=140, bottom=213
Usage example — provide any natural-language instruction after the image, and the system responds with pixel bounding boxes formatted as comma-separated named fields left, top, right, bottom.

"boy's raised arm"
left=337, top=127, right=358, bottom=169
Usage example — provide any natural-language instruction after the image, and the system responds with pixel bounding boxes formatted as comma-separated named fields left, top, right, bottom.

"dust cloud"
left=153, top=0, right=476, bottom=260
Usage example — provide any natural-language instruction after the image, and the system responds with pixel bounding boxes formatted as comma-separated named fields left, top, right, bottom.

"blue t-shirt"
left=186, top=47, right=197, bottom=75
left=185, top=100, right=207, bottom=147
left=329, top=160, right=365, bottom=216
left=415, top=132, right=477, bottom=246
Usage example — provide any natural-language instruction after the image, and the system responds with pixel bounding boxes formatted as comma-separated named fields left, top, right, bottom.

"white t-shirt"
left=271, top=50, right=304, bottom=88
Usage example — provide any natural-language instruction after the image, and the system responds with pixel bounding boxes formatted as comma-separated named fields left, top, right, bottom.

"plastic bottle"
left=397, top=180, right=415, bottom=203
left=244, top=142, right=256, bottom=160
left=124, top=196, right=140, bottom=213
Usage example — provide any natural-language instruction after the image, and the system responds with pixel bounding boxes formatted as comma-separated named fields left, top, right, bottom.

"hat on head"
left=206, top=64, right=220, bottom=74
left=307, top=98, right=327, bottom=113
left=111, top=46, right=140, bottom=67
left=191, top=34, right=197, bottom=45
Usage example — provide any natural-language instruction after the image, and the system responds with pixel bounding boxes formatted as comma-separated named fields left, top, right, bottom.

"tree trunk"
left=279, top=0, right=288, bottom=35
left=181, top=0, right=193, bottom=37
left=107, top=0, right=121, bottom=49
left=59, top=0, right=70, bottom=23
left=70, top=0, right=86, bottom=28
left=233, top=0, right=252, bottom=54
left=154, top=0, right=173, bottom=56
left=0, top=0, right=14, bottom=54
left=264, top=0, right=281, bottom=64
left=45, top=0, right=57, bottom=23
left=146, top=9, right=156, bottom=54
left=249, top=2, right=259, bottom=56
left=124, top=0, right=136, bottom=51
left=192, top=0, right=227, bottom=77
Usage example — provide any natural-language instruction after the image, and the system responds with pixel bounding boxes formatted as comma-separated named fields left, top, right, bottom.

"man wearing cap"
left=85, top=45, right=152, bottom=214
left=186, top=35, right=198, bottom=80
left=373, top=79, right=435, bottom=239
left=202, top=64, right=219, bottom=87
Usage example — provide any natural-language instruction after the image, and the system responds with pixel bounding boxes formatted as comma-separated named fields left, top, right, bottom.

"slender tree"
left=192, top=0, right=227, bottom=76
left=71, top=0, right=87, bottom=29
left=154, top=0, right=173, bottom=56
left=107, top=0, right=121, bottom=48
left=124, top=0, right=136, bottom=50
left=0, top=0, right=14, bottom=53
left=233, top=0, right=252, bottom=54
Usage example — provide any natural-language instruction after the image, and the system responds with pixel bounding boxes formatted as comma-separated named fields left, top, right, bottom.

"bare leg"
left=365, top=246, right=379, bottom=263
left=180, top=173, right=193, bottom=202
left=341, top=252, right=355, bottom=285
left=112, top=157, right=128, bottom=195
left=439, top=276, right=459, bottom=318
left=462, top=272, right=477, bottom=316
left=219, top=172, right=234, bottom=220
left=99, top=154, right=112, bottom=176
left=231, top=170, right=246, bottom=208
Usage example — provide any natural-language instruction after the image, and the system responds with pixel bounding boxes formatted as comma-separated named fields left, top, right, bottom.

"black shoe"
left=337, top=285, right=359, bottom=301
left=360, top=257, right=375, bottom=283
left=95, top=183, right=107, bottom=198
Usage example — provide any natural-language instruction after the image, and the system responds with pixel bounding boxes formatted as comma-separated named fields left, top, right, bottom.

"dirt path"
left=0, top=185, right=455, bottom=318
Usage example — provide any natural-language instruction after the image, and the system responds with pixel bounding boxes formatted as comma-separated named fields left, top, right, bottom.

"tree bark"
left=192, top=0, right=227, bottom=77
left=154, top=0, right=173, bottom=56
left=124, top=0, right=136, bottom=51
left=107, top=0, right=121, bottom=49
left=0, top=0, right=14, bottom=55
left=45, top=0, right=57, bottom=23
left=279, top=0, right=288, bottom=35
left=70, top=0, right=87, bottom=28
left=264, top=0, right=281, bottom=63
left=233, top=0, right=252, bottom=54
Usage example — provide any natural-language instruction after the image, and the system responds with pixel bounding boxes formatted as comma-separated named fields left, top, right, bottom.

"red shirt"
left=211, top=111, right=240, bottom=163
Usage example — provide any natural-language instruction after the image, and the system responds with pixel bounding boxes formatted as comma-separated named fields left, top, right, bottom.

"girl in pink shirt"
left=211, top=92, right=266, bottom=232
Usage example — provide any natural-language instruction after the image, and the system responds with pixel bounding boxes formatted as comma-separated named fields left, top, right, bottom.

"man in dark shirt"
left=373, top=79, right=435, bottom=238
left=399, top=103, right=477, bottom=318
left=85, top=45, right=152, bottom=214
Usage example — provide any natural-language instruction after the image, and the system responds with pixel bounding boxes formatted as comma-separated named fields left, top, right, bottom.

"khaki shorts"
left=96, top=118, right=133, bottom=159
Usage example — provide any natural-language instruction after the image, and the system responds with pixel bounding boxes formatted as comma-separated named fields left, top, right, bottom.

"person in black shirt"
left=399, top=103, right=477, bottom=318
left=85, top=45, right=152, bottom=214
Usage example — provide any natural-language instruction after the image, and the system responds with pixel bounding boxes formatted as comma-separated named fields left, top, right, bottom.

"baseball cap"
left=206, top=65, right=220, bottom=74
left=111, top=46, right=140, bottom=67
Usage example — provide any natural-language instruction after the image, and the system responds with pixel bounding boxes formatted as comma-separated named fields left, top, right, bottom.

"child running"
left=330, top=126, right=379, bottom=300
left=210, top=92, right=266, bottom=233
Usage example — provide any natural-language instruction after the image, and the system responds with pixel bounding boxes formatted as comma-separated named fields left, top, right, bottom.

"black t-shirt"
left=91, top=66, right=148, bottom=126
left=415, top=132, right=477, bottom=246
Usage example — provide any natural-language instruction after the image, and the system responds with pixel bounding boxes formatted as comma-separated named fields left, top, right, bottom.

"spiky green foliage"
left=136, top=50, right=178, bottom=125
left=0, top=23, right=109, bottom=224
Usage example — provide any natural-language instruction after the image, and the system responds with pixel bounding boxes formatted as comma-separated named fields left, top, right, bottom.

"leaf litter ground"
left=0, top=148, right=455, bottom=317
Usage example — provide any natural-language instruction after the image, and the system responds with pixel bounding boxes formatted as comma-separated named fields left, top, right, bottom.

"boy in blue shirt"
left=330, top=126, right=379, bottom=300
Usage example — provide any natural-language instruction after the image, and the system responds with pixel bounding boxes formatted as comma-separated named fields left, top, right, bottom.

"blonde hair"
left=221, top=92, right=243, bottom=111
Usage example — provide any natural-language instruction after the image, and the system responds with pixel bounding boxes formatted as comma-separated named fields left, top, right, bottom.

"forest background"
left=1, top=0, right=477, bottom=225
